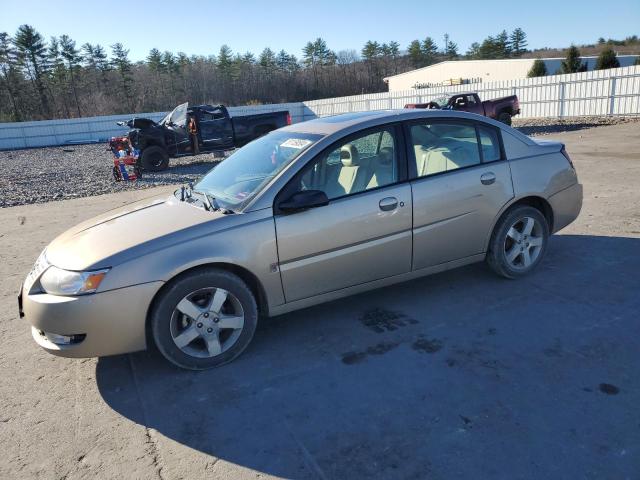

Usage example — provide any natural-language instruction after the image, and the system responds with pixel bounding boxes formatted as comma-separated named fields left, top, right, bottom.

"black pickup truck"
left=118, top=103, right=291, bottom=170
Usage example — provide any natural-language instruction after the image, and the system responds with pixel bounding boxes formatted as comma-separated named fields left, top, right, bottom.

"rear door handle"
left=379, top=197, right=398, bottom=211
left=480, top=172, right=496, bottom=185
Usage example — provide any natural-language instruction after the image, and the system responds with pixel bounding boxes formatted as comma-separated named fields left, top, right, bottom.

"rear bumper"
left=22, top=282, right=163, bottom=358
left=549, top=182, right=583, bottom=233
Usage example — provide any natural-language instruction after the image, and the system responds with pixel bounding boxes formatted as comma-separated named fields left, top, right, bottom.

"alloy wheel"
left=170, top=287, right=245, bottom=358
left=503, top=216, right=544, bottom=270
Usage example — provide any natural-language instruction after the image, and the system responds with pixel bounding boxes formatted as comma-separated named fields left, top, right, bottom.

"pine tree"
left=13, top=24, right=50, bottom=116
left=561, top=45, right=587, bottom=73
left=478, top=36, right=498, bottom=59
left=0, top=32, right=22, bottom=121
left=527, top=59, right=547, bottom=77
left=110, top=42, right=133, bottom=110
left=48, top=36, right=70, bottom=117
left=595, top=47, right=620, bottom=70
left=387, top=40, right=400, bottom=74
left=422, top=37, right=438, bottom=64
left=466, top=42, right=480, bottom=59
left=361, top=40, right=380, bottom=61
left=495, top=30, right=511, bottom=58
left=60, top=35, right=82, bottom=116
left=147, top=48, right=164, bottom=73
left=510, top=28, right=528, bottom=56
left=217, top=44, right=234, bottom=79
left=407, top=40, right=424, bottom=68
left=258, top=47, right=277, bottom=76
left=443, top=34, right=458, bottom=59
left=82, top=43, right=110, bottom=91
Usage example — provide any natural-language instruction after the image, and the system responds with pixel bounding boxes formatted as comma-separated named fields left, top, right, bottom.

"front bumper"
left=22, top=282, right=163, bottom=358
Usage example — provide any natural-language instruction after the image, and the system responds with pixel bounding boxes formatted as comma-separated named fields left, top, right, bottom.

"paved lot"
left=1, top=122, right=639, bottom=479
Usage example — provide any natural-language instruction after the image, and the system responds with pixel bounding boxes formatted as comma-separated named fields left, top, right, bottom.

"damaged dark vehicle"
left=117, top=103, right=291, bottom=170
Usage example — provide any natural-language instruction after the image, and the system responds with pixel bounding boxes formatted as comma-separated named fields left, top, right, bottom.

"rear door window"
left=409, top=122, right=481, bottom=177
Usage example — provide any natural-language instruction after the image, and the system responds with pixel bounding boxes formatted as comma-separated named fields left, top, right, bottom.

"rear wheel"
left=498, top=112, right=512, bottom=126
left=140, top=145, right=169, bottom=171
left=150, top=269, right=258, bottom=370
left=486, top=206, right=549, bottom=279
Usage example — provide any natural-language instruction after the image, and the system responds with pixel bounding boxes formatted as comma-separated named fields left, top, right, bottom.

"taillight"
left=561, top=145, right=575, bottom=169
left=286, top=113, right=292, bottom=125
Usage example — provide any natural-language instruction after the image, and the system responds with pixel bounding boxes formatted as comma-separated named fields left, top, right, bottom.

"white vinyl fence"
left=1, top=65, right=638, bottom=150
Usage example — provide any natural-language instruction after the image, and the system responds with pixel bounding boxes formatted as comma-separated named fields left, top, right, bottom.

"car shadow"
left=96, top=234, right=640, bottom=479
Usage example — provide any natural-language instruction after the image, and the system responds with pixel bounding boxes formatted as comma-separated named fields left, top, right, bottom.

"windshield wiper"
left=192, top=189, right=216, bottom=211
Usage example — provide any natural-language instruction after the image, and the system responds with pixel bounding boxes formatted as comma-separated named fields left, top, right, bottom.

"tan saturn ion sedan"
left=19, top=110, right=582, bottom=370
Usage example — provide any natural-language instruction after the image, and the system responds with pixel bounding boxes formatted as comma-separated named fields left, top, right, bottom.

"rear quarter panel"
left=508, top=149, right=581, bottom=231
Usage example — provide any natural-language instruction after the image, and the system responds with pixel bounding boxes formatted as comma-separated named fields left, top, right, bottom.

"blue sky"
left=1, top=0, right=638, bottom=61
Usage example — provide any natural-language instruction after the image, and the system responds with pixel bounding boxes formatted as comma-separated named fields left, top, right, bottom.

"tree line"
left=0, top=24, right=636, bottom=122
left=527, top=44, right=638, bottom=77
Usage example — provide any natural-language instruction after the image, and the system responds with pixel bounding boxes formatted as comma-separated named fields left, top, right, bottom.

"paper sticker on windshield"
left=280, top=138, right=312, bottom=149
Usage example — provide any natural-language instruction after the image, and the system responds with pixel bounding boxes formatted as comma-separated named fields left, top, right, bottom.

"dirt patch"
left=598, top=383, right=620, bottom=395
left=358, top=307, right=418, bottom=333
left=411, top=337, right=443, bottom=354
left=341, top=342, right=400, bottom=365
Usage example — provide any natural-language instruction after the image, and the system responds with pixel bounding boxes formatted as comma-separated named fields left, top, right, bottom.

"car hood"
left=45, top=193, right=228, bottom=270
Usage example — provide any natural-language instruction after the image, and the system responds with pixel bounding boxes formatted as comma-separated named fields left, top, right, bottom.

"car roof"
left=280, top=109, right=505, bottom=136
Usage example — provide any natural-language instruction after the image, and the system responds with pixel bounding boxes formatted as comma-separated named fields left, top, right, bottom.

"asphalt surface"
left=1, top=122, right=639, bottom=479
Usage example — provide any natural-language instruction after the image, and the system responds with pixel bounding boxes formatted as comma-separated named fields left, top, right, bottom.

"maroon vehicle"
left=405, top=92, right=520, bottom=125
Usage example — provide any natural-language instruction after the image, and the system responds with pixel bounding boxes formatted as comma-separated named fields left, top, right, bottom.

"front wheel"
left=150, top=269, right=258, bottom=370
left=140, top=145, right=169, bottom=171
left=486, top=206, right=549, bottom=279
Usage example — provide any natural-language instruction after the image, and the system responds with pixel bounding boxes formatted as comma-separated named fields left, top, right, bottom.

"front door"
left=407, top=120, right=514, bottom=269
left=198, top=107, right=234, bottom=150
left=274, top=125, right=412, bottom=302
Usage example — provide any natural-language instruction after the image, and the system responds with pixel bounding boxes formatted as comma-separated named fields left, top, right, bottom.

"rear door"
left=274, top=125, right=412, bottom=302
left=407, top=119, right=514, bottom=270
left=198, top=106, right=234, bottom=150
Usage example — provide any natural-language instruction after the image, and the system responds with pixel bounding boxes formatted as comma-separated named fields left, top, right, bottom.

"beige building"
left=384, top=56, right=640, bottom=91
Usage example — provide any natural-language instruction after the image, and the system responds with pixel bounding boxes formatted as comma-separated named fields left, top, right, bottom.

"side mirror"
left=278, top=190, right=329, bottom=212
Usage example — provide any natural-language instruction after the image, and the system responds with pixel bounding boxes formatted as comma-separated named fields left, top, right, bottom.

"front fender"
left=98, top=210, right=286, bottom=310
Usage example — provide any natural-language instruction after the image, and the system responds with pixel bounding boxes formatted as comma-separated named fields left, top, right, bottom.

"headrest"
left=379, top=146, right=394, bottom=164
left=340, top=144, right=359, bottom=167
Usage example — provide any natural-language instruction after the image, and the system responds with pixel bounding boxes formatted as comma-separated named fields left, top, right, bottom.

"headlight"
left=39, top=266, right=110, bottom=296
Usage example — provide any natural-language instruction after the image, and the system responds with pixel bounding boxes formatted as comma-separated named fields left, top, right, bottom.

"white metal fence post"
left=558, top=82, right=566, bottom=118
left=609, top=77, right=617, bottom=116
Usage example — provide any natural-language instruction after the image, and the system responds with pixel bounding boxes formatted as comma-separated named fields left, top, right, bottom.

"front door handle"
left=480, top=172, right=496, bottom=185
left=379, top=197, right=398, bottom=211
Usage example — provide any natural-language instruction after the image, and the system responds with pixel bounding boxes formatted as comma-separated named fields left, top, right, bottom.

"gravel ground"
left=512, top=115, right=640, bottom=136
left=1, top=116, right=638, bottom=208
left=0, top=146, right=227, bottom=208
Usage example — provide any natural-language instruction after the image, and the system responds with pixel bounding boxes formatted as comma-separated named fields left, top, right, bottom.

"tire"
left=150, top=269, right=258, bottom=370
left=498, top=112, right=512, bottom=126
left=486, top=205, right=549, bottom=279
left=140, top=145, right=169, bottom=171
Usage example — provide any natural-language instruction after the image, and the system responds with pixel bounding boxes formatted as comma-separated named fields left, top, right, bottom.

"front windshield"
left=430, top=94, right=452, bottom=107
left=195, top=131, right=323, bottom=209
left=160, top=102, right=188, bottom=126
